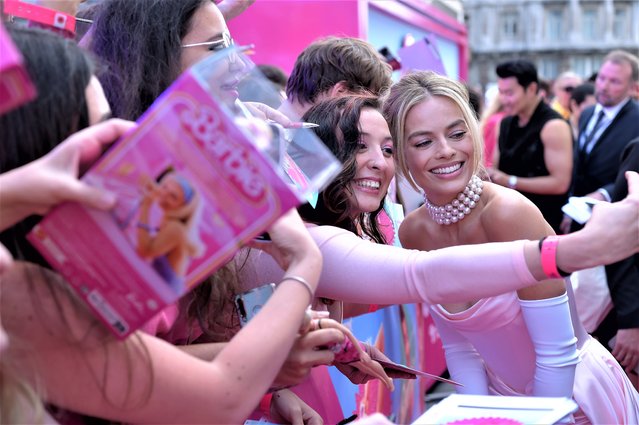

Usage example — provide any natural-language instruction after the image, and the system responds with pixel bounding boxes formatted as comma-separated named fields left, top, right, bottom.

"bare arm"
left=2, top=210, right=323, bottom=424
left=327, top=172, right=639, bottom=303
left=178, top=342, right=227, bottom=360
left=180, top=329, right=342, bottom=388
left=245, top=174, right=639, bottom=307
left=491, top=119, right=573, bottom=194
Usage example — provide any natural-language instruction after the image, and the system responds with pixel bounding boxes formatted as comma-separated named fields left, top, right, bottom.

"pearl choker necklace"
left=424, top=175, right=483, bottom=225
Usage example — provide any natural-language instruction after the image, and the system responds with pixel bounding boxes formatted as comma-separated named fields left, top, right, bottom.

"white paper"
left=561, top=196, right=602, bottom=224
left=413, top=394, right=578, bottom=425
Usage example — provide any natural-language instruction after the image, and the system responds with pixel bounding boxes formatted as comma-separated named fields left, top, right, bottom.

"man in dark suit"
left=599, top=137, right=639, bottom=390
left=564, top=50, right=639, bottom=225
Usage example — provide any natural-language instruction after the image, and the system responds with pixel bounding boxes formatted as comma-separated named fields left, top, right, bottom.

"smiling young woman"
left=383, top=70, right=639, bottom=424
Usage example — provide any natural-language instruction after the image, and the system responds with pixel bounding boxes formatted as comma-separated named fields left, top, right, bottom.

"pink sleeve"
left=310, top=226, right=537, bottom=305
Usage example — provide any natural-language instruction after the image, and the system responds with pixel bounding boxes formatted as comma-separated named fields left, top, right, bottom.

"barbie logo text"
left=179, top=105, right=265, bottom=200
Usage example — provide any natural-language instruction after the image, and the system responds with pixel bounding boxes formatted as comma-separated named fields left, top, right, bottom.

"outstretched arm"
left=246, top=173, right=639, bottom=306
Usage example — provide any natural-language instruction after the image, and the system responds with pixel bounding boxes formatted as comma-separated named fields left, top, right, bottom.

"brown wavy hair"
left=298, top=95, right=388, bottom=244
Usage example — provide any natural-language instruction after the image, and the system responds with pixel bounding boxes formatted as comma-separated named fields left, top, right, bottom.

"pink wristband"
left=540, top=236, right=565, bottom=279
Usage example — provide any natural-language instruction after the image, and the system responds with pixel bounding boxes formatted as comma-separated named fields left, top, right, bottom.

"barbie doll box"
left=28, top=48, right=340, bottom=338
left=0, top=22, right=37, bottom=115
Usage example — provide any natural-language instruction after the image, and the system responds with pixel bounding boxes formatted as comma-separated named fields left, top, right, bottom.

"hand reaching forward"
left=579, top=172, right=639, bottom=267
left=270, top=388, right=323, bottom=425
left=272, top=326, right=344, bottom=388
left=612, top=328, right=639, bottom=373
left=333, top=342, right=415, bottom=385
left=0, top=119, right=136, bottom=231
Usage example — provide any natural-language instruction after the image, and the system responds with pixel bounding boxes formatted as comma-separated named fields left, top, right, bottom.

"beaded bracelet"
left=280, top=275, right=314, bottom=303
left=539, top=236, right=571, bottom=279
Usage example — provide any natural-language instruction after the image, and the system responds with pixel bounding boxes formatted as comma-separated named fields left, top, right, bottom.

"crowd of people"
left=1, top=0, right=639, bottom=424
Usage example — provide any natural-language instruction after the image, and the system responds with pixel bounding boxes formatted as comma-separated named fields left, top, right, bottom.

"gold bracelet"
left=280, top=275, right=314, bottom=303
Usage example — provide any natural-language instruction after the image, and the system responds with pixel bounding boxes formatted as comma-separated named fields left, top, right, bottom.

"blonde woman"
left=383, top=71, right=639, bottom=424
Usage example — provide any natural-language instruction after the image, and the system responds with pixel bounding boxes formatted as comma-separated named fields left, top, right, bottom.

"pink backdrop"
left=228, top=0, right=468, bottom=80
left=228, top=0, right=365, bottom=75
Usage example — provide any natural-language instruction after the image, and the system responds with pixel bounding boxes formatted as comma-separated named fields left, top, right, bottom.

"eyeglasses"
left=181, top=32, right=234, bottom=52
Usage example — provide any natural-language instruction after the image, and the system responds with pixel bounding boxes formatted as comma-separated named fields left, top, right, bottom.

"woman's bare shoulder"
left=481, top=183, right=553, bottom=241
left=399, top=207, right=429, bottom=249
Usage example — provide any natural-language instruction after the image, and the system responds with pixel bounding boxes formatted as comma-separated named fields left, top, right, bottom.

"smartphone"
left=235, top=283, right=275, bottom=327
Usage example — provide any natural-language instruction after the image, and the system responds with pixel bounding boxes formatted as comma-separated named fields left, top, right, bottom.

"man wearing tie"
left=564, top=50, right=639, bottom=233
left=564, top=51, right=639, bottom=389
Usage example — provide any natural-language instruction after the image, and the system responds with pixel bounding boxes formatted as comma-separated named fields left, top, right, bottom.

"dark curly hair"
left=299, top=95, right=388, bottom=244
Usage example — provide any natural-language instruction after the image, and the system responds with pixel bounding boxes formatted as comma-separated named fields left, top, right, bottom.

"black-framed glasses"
left=181, top=32, right=234, bottom=52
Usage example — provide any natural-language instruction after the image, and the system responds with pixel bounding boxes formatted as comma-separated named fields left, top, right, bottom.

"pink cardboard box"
left=0, top=22, right=36, bottom=115
left=28, top=53, right=317, bottom=338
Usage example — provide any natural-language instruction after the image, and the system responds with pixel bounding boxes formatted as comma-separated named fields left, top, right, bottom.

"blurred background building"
left=464, top=0, right=639, bottom=91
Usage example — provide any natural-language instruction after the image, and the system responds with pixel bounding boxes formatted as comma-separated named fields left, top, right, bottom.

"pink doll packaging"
left=28, top=48, right=340, bottom=338
left=0, top=21, right=36, bottom=115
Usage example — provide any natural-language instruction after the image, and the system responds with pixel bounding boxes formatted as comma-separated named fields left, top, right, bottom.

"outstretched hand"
left=611, top=328, right=639, bottom=373
left=584, top=171, right=639, bottom=265
left=270, top=388, right=323, bottom=425
left=334, top=342, right=415, bottom=385
left=0, top=119, right=136, bottom=231
left=272, top=326, right=344, bottom=388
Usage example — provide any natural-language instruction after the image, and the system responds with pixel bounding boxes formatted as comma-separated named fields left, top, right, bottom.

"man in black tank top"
left=488, top=60, right=573, bottom=233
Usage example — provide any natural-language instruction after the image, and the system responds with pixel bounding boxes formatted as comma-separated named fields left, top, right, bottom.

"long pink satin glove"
left=241, top=228, right=538, bottom=307
left=309, top=226, right=536, bottom=305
